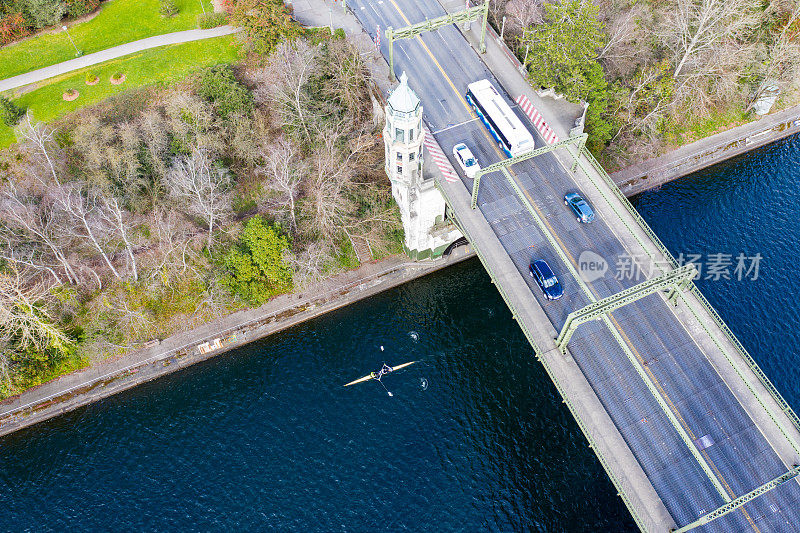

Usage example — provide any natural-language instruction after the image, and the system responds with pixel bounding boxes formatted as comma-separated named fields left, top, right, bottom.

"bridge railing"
left=575, top=148, right=800, bottom=442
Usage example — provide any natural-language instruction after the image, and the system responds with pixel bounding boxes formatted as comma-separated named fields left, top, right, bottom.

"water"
left=2, top=135, right=800, bottom=531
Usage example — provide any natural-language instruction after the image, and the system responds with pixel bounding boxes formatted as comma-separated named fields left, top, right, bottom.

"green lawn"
left=0, top=0, right=215, bottom=80
left=0, top=35, right=239, bottom=148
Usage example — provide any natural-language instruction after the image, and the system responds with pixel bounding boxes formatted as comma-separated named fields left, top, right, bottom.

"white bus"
left=466, top=79, right=535, bottom=157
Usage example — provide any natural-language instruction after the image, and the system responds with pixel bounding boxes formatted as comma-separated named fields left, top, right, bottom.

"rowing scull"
left=344, top=361, right=417, bottom=387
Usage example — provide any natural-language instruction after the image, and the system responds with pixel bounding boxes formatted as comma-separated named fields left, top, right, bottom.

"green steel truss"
left=385, top=0, right=489, bottom=81
left=672, top=465, right=800, bottom=532
left=555, top=263, right=698, bottom=354
left=471, top=133, right=587, bottom=209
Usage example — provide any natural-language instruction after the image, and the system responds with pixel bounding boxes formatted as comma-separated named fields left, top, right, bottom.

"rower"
left=376, top=363, right=393, bottom=379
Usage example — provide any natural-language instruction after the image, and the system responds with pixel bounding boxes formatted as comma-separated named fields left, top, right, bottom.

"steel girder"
left=672, top=465, right=800, bottom=532
left=555, top=264, right=698, bottom=354
left=471, top=133, right=587, bottom=209
left=385, top=1, right=489, bottom=81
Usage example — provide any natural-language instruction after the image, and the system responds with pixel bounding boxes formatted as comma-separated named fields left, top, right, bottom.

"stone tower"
left=384, top=72, right=461, bottom=260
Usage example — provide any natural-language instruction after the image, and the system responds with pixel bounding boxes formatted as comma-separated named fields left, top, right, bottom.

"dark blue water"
left=631, top=134, right=800, bottom=407
left=2, top=135, right=799, bottom=531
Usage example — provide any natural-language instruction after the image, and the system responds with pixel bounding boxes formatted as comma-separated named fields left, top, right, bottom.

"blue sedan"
left=529, top=259, right=563, bottom=300
left=564, top=192, right=595, bottom=223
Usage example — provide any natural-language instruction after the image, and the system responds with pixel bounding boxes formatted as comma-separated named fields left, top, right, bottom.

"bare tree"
left=258, top=139, right=305, bottom=232
left=287, top=242, right=331, bottom=289
left=146, top=207, right=203, bottom=285
left=0, top=182, right=79, bottom=285
left=254, top=40, right=319, bottom=142
left=659, top=0, right=761, bottom=80
left=15, top=113, right=62, bottom=186
left=165, top=148, right=232, bottom=248
left=747, top=0, right=800, bottom=110
left=0, top=267, right=70, bottom=355
left=504, top=0, right=543, bottom=40
left=598, top=8, right=643, bottom=77
left=102, top=196, right=139, bottom=282
left=54, top=184, right=123, bottom=281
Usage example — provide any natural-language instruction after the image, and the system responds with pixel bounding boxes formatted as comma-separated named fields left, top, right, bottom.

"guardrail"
left=575, top=147, right=800, bottom=447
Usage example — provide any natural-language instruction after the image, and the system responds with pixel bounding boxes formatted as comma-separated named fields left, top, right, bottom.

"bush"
left=0, top=96, right=25, bottom=126
left=198, top=11, right=227, bottom=29
left=66, top=0, right=100, bottom=17
left=18, top=0, right=67, bottom=28
left=196, top=64, right=254, bottom=119
left=222, top=215, right=292, bottom=305
left=0, top=12, right=32, bottom=45
left=230, top=0, right=302, bottom=58
left=159, top=0, right=178, bottom=17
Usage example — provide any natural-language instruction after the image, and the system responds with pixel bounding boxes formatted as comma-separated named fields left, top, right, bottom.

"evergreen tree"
left=0, top=96, right=24, bottom=126
left=223, top=216, right=293, bottom=305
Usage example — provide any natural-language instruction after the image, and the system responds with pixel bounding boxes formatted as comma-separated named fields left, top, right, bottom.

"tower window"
left=395, top=128, right=404, bottom=142
left=396, top=152, right=403, bottom=161
left=409, top=152, right=415, bottom=161
left=409, top=128, right=414, bottom=142
left=397, top=164, right=403, bottom=174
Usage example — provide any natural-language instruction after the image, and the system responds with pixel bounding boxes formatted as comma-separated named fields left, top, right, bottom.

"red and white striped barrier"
left=423, top=126, right=459, bottom=183
left=516, top=95, right=559, bottom=145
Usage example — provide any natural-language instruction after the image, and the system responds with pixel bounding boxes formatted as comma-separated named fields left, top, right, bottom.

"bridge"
left=348, top=0, right=800, bottom=530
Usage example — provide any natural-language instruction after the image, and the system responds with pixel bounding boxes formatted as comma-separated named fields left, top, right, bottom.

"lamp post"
left=62, top=25, right=80, bottom=56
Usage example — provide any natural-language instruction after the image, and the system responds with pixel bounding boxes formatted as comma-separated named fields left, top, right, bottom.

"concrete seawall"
left=0, top=247, right=475, bottom=438
left=610, top=106, right=800, bottom=197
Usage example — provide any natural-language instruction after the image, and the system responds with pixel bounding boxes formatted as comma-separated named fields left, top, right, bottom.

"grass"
left=0, top=35, right=240, bottom=148
left=0, top=0, right=215, bottom=80
left=666, top=105, right=750, bottom=147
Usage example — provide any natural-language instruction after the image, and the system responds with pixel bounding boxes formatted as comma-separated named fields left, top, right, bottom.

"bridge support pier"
left=384, top=73, right=462, bottom=259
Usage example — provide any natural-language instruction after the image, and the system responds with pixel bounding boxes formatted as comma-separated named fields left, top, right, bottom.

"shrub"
left=66, top=0, right=100, bottom=17
left=222, top=215, right=292, bottom=305
left=198, top=11, right=227, bottom=29
left=196, top=64, right=254, bottom=119
left=0, top=96, right=25, bottom=126
left=159, top=0, right=178, bottom=17
left=19, top=0, right=67, bottom=28
left=230, top=0, right=302, bottom=58
left=0, top=12, right=32, bottom=45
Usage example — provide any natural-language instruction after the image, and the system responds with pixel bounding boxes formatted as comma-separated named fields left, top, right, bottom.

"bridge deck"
left=349, top=0, right=800, bottom=529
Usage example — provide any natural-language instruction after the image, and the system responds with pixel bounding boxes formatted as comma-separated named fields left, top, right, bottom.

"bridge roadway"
left=348, top=0, right=800, bottom=529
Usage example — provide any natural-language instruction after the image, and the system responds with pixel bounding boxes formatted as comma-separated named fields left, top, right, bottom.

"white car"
left=452, top=143, right=480, bottom=178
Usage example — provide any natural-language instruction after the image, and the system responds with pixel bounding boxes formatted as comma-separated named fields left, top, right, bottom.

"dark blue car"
left=529, top=259, right=563, bottom=300
left=564, top=192, right=595, bottom=223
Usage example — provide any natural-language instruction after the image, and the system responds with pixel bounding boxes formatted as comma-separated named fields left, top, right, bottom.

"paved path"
left=0, top=26, right=239, bottom=93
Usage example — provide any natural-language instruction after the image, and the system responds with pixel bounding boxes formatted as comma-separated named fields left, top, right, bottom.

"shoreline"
left=0, top=246, right=475, bottom=439
left=609, top=105, right=800, bottom=196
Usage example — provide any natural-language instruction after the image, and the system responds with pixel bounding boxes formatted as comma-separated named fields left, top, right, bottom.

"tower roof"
left=387, top=72, right=420, bottom=114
